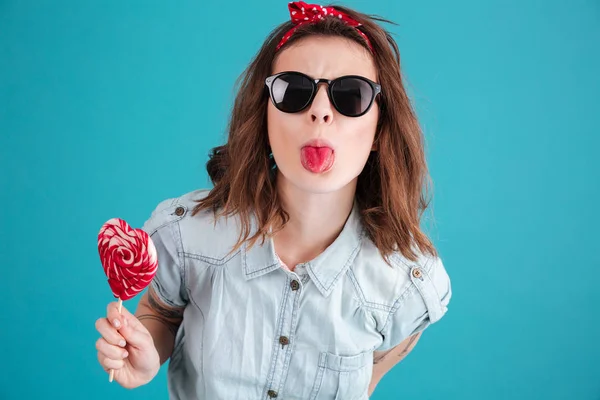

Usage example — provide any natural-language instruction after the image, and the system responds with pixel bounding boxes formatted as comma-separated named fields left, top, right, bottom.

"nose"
left=309, top=84, right=333, bottom=124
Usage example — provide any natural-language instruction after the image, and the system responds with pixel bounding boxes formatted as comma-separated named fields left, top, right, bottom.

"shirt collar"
left=241, top=201, right=364, bottom=297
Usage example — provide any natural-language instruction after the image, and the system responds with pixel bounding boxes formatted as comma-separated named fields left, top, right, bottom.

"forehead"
left=272, top=36, right=377, bottom=81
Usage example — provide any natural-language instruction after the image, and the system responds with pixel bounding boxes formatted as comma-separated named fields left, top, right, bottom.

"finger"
left=95, top=318, right=127, bottom=347
left=96, top=337, right=129, bottom=361
left=106, top=302, right=127, bottom=329
left=97, top=351, right=125, bottom=371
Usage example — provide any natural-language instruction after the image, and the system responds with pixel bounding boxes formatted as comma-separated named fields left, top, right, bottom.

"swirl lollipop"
left=97, top=218, right=158, bottom=382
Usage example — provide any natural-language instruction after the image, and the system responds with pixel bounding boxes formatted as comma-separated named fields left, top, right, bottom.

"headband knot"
left=276, top=1, right=374, bottom=52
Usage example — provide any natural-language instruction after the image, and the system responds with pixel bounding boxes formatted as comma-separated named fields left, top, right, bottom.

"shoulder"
left=141, top=188, right=210, bottom=233
left=142, top=188, right=245, bottom=262
left=350, top=237, right=452, bottom=323
left=350, top=238, right=452, bottom=350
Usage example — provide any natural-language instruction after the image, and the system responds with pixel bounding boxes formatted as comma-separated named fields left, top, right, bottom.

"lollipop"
left=97, top=218, right=158, bottom=382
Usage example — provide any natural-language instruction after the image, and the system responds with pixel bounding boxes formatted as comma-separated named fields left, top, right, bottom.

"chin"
left=277, top=165, right=357, bottom=195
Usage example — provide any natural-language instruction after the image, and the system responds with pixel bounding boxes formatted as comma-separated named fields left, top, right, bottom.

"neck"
left=272, top=174, right=356, bottom=268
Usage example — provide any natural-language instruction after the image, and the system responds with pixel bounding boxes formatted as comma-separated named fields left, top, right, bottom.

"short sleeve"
left=141, top=199, right=189, bottom=308
left=376, top=255, right=452, bottom=351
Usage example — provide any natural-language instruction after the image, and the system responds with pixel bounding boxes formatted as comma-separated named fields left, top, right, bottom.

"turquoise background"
left=1, top=0, right=599, bottom=399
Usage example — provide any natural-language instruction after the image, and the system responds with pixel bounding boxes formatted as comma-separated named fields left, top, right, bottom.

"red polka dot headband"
left=275, top=1, right=374, bottom=53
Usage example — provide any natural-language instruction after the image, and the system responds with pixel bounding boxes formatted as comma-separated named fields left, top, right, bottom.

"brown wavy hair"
left=192, top=4, right=436, bottom=263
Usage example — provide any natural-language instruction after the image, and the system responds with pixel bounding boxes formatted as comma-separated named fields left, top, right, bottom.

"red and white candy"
left=98, top=218, right=158, bottom=301
left=97, top=217, right=157, bottom=383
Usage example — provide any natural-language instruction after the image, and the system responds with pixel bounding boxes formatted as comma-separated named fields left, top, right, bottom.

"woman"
left=95, top=2, right=452, bottom=399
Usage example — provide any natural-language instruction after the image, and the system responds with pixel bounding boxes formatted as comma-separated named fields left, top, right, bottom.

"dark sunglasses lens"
left=331, top=77, right=374, bottom=116
left=271, top=73, right=314, bottom=113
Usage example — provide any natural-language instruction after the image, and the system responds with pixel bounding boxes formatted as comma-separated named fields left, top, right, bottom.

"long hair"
left=192, top=5, right=437, bottom=263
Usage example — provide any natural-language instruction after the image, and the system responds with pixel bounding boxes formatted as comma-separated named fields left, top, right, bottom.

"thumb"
left=116, top=302, right=145, bottom=330
left=119, top=317, right=151, bottom=349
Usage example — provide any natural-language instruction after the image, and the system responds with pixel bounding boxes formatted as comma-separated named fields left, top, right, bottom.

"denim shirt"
left=141, top=189, right=452, bottom=400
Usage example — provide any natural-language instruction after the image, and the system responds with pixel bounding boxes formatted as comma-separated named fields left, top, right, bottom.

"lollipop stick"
left=109, top=297, right=123, bottom=383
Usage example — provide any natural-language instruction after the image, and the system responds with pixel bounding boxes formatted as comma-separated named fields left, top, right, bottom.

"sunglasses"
left=265, top=71, right=382, bottom=118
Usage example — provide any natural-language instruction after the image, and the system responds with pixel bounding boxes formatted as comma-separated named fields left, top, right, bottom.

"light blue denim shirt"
left=141, top=189, right=452, bottom=400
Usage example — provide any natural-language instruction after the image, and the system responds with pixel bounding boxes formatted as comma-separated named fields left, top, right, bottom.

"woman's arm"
left=368, top=332, right=423, bottom=396
left=134, top=286, right=185, bottom=365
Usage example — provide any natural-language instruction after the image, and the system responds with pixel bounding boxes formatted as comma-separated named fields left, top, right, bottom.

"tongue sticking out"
left=301, top=146, right=334, bottom=173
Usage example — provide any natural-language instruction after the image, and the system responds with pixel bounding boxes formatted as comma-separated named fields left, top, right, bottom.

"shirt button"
left=412, top=267, right=423, bottom=279
left=279, top=336, right=290, bottom=346
left=174, top=206, right=185, bottom=216
left=267, top=389, right=278, bottom=398
left=290, top=280, right=300, bottom=291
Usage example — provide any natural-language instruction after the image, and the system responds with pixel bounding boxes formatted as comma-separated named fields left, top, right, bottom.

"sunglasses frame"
left=264, top=71, right=382, bottom=118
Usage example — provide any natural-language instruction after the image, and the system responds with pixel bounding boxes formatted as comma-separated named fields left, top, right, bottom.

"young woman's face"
left=267, top=36, right=379, bottom=195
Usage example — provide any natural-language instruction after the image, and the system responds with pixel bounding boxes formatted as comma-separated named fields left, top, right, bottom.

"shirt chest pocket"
left=309, top=350, right=373, bottom=400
